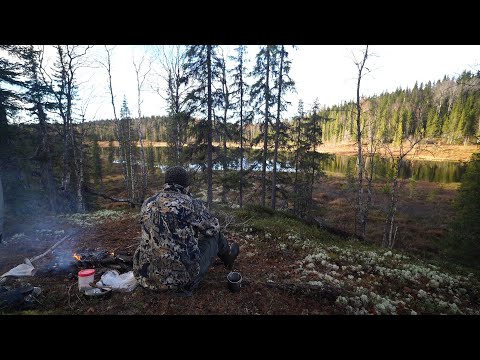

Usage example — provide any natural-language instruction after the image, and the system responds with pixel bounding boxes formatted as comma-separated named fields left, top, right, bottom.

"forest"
left=323, top=71, right=480, bottom=145
left=0, top=45, right=479, bottom=315
left=91, top=70, right=480, bottom=147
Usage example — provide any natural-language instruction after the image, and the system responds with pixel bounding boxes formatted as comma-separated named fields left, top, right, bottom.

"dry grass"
left=313, top=174, right=457, bottom=256
left=318, top=141, right=478, bottom=162
left=328, top=198, right=350, bottom=206
left=94, top=164, right=459, bottom=259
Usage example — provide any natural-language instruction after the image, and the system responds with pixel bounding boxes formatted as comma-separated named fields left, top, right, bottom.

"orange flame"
left=73, top=253, right=81, bottom=261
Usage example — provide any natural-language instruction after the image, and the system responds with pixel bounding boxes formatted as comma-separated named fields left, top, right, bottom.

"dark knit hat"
left=164, top=166, right=190, bottom=187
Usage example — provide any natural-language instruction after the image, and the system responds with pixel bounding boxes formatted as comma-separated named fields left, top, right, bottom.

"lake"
left=321, top=155, right=466, bottom=183
left=106, top=147, right=467, bottom=184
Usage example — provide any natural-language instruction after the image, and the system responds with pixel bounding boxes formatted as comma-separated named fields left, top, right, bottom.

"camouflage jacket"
left=133, top=183, right=220, bottom=291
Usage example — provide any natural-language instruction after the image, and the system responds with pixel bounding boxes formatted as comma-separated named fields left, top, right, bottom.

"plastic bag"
left=97, top=270, right=137, bottom=292
left=1, top=258, right=36, bottom=277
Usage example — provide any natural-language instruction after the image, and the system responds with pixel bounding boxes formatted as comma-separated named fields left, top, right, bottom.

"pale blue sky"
left=41, top=45, right=480, bottom=122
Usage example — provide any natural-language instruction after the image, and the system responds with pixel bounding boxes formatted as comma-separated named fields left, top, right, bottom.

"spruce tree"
left=229, top=45, right=251, bottom=208
left=250, top=45, right=277, bottom=207
left=271, top=45, right=295, bottom=209
left=183, top=45, right=222, bottom=208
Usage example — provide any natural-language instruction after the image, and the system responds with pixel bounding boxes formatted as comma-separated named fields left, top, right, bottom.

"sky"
left=44, top=45, right=480, bottom=122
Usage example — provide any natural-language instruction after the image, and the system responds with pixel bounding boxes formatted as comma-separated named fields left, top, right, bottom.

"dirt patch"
left=0, top=215, right=336, bottom=315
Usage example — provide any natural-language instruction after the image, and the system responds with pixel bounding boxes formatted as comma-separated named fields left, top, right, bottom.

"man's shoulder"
left=154, top=191, right=195, bottom=208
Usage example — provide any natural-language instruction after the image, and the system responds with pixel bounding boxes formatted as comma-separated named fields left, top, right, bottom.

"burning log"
left=116, top=254, right=133, bottom=264
left=72, top=249, right=133, bottom=272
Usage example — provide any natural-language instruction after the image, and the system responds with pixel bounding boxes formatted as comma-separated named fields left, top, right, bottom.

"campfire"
left=72, top=249, right=133, bottom=273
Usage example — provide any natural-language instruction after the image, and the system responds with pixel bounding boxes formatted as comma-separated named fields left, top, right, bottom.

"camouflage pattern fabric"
left=133, top=183, right=220, bottom=291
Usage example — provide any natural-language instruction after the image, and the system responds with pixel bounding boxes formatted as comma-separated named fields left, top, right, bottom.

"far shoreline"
left=98, top=141, right=478, bottom=163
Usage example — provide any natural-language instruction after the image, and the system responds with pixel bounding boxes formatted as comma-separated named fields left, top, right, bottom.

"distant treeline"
left=90, top=70, right=480, bottom=146
left=322, top=71, right=480, bottom=145
left=90, top=115, right=262, bottom=146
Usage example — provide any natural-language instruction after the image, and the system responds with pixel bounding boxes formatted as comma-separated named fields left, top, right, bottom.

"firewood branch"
left=29, top=233, right=76, bottom=263
left=84, top=187, right=141, bottom=207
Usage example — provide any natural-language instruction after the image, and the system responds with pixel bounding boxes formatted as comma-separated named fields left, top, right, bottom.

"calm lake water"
left=106, top=147, right=466, bottom=184
left=321, top=155, right=466, bottom=183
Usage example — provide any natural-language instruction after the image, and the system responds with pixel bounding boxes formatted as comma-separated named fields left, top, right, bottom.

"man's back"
left=133, top=183, right=219, bottom=291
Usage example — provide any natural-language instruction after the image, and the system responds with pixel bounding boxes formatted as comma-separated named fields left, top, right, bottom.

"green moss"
left=231, top=204, right=342, bottom=247
left=16, top=310, right=57, bottom=315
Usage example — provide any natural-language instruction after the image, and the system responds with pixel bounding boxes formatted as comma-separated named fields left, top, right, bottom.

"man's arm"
left=190, top=198, right=220, bottom=237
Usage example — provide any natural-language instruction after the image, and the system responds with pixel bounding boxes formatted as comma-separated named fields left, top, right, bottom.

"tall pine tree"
left=271, top=45, right=295, bottom=209
left=183, top=45, right=222, bottom=208
left=229, top=45, right=251, bottom=208
left=250, top=45, right=276, bottom=207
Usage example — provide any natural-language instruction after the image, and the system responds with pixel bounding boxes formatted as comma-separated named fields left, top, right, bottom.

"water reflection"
left=110, top=147, right=466, bottom=183
left=321, top=155, right=466, bottom=183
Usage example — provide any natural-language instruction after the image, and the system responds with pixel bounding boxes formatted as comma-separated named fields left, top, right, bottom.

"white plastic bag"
left=1, top=258, right=36, bottom=277
left=98, top=270, right=137, bottom=292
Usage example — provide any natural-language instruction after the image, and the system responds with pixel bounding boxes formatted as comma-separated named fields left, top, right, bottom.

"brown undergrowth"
left=1, top=167, right=478, bottom=315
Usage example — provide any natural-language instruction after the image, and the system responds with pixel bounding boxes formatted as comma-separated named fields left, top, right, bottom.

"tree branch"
left=84, top=187, right=141, bottom=207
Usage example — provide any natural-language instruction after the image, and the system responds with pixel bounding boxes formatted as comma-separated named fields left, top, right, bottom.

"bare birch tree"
left=362, top=97, right=381, bottom=239
left=353, top=45, right=369, bottom=238
left=151, top=45, right=192, bottom=165
left=133, top=52, right=152, bottom=202
left=382, top=104, right=425, bottom=248
left=98, top=46, right=136, bottom=204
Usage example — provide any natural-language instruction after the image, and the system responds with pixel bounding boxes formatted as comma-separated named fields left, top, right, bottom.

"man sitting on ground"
left=133, top=166, right=240, bottom=294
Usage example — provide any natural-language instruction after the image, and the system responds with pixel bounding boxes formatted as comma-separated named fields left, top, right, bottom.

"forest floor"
left=1, top=174, right=479, bottom=315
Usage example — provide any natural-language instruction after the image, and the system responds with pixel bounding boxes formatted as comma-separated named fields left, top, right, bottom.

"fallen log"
left=308, top=216, right=365, bottom=241
left=116, top=254, right=133, bottom=264
left=84, top=187, right=141, bottom=207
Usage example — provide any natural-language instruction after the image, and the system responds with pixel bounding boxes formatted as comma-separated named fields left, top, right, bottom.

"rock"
left=0, top=284, right=35, bottom=310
